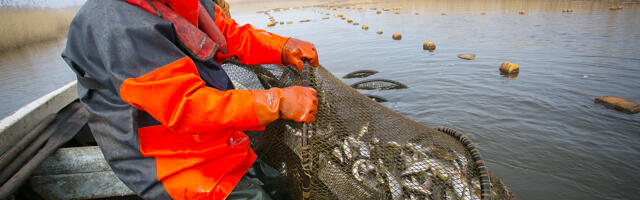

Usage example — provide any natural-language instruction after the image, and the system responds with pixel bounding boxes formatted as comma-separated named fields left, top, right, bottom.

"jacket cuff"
left=250, top=88, right=282, bottom=126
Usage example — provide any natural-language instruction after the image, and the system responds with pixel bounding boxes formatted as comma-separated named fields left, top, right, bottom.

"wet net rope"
left=222, top=60, right=517, bottom=200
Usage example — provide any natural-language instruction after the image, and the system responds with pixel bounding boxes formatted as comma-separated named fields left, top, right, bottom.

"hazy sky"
left=1, top=0, right=86, bottom=8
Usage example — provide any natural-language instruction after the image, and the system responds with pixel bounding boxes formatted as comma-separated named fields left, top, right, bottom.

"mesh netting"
left=221, top=60, right=517, bottom=200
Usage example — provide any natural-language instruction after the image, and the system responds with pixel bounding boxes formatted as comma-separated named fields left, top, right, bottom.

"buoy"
left=457, top=54, right=476, bottom=60
left=392, top=33, right=402, bottom=40
left=441, top=12, right=447, bottom=15
left=376, top=10, right=382, bottom=14
left=423, top=41, right=436, bottom=51
left=286, top=21, right=293, bottom=24
left=362, top=25, right=369, bottom=30
left=595, top=96, right=640, bottom=114
left=519, top=10, right=526, bottom=15
left=499, top=62, right=519, bottom=74
left=376, top=30, right=383, bottom=34
left=267, top=21, right=276, bottom=27
left=415, top=12, right=420, bottom=15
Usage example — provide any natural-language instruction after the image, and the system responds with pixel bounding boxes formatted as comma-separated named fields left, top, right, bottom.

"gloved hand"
left=282, top=38, right=319, bottom=72
left=252, top=86, right=318, bottom=126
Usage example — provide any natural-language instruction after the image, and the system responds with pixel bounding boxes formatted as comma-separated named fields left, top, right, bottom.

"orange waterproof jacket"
left=62, top=0, right=288, bottom=199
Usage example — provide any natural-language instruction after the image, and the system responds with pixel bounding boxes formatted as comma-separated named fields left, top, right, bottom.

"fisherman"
left=61, top=0, right=319, bottom=199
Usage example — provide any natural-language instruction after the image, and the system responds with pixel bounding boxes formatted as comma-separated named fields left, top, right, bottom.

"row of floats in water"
left=257, top=5, right=638, bottom=114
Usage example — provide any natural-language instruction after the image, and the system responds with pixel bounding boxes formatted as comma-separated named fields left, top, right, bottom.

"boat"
left=0, top=81, right=135, bottom=199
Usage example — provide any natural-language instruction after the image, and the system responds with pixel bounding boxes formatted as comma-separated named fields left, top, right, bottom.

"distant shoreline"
left=0, top=8, right=77, bottom=53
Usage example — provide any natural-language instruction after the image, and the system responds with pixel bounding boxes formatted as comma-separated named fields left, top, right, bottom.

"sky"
left=0, top=0, right=86, bottom=8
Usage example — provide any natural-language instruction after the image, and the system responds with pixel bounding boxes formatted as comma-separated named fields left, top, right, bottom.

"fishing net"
left=221, top=60, right=517, bottom=200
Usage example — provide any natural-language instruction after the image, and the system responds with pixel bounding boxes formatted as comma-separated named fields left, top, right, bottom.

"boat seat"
left=30, top=146, right=135, bottom=199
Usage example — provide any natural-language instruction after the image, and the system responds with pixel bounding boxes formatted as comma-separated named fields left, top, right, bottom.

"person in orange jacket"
left=61, top=0, right=319, bottom=199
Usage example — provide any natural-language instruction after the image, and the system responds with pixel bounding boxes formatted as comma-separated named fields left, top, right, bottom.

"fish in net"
left=221, top=60, right=516, bottom=200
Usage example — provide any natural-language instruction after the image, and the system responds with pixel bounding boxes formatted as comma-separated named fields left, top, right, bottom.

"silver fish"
left=402, top=178, right=431, bottom=195
left=371, top=137, right=380, bottom=145
left=357, top=122, right=369, bottom=139
left=360, top=143, right=371, bottom=158
left=402, top=160, right=432, bottom=176
left=353, top=159, right=365, bottom=182
left=385, top=141, right=402, bottom=149
left=385, top=170, right=403, bottom=200
left=332, top=147, right=344, bottom=163
left=342, top=140, right=353, bottom=161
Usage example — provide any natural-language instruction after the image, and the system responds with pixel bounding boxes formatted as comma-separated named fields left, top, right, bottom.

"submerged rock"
left=499, top=62, right=519, bottom=74
left=351, top=79, right=408, bottom=90
left=457, top=54, right=476, bottom=60
left=377, top=30, right=383, bottom=34
left=595, top=96, right=640, bottom=114
left=392, top=33, right=402, bottom=40
left=343, top=70, right=379, bottom=79
left=423, top=41, right=436, bottom=51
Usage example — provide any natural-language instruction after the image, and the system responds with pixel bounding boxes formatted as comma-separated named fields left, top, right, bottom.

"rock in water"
left=423, top=41, right=436, bottom=51
left=519, top=10, right=526, bottom=15
left=362, top=25, right=369, bottom=30
left=457, top=54, right=476, bottom=60
left=286, top=21, right=293, bottom=24
left=595, top=96, right=640, bottom=114
left=500, top=62, right=519, bottom=74
left=347, top=18, right=353, bottom=23
left=343, top=70, right=379, bottom=79
left=376, top=10, right=382, bottom=14
left=351, top=79, right=408, bottom=90
left=415, top=12, right=420, bottom=15
left=377, top=30, right=383, bottom=34
left=267, top=21, right=276, bottom=27
left=392, top=33, right=402, bottom=40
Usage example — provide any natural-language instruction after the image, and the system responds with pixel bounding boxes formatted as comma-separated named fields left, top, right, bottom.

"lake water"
left=1, top=0, right=639, bottom=199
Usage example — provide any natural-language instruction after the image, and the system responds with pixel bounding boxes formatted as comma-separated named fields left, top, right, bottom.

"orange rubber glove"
left=282, top=38, right=319, bottom=72
left=251, top=86, right=318, bottom=126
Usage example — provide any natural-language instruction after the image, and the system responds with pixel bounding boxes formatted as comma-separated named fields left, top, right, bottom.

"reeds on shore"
left=0, top=8, right=77, bottom=52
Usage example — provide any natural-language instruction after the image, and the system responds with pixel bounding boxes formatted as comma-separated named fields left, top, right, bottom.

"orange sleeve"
left=119, top=56, right=265, bottom=133
left=213, top=5, right=289, bottom=65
